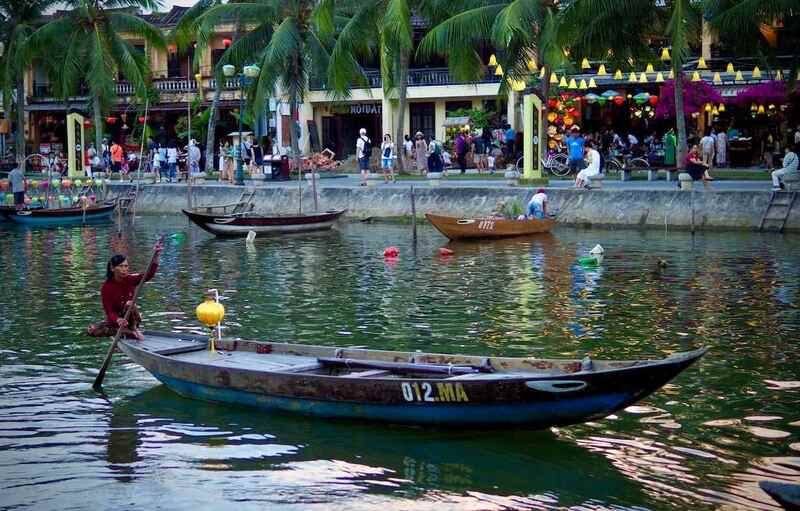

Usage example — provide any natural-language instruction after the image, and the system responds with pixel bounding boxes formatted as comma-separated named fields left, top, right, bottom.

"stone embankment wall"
left=109, top=183, right=799, bottom=232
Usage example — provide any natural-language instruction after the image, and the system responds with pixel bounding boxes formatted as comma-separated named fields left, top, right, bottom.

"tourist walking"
left=771, top=144, right=798, bottom=191
left=87, top=240, right=163, bottom=340
left=153, top=143, right=163, bottom=182
left=567, top=128, right=585, bottom=174
left=414, top=132, right=427, bottom=175
left=380, top=134, right=395, bottom=183
left=504, top=124, right=516, bottom=160
left=700, top=130, right=716, bottom=179
left=110, top=140, right=123, bottom=176
left=187, top=139, right=201, bottom=179
left=403, top=135, right=413, bottom=162
left=455, top=129, right=468, bottom=174
left=8, top=164, right=24, bottom=211
left=356, top=128, right=372, bottom=186
left=575, top=142, right=600, bottom=189
left=715, top=128, right=728, bottom=168
left=166, top=141, right=178, bottom=183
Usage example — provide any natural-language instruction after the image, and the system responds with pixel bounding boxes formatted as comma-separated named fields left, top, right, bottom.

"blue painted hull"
left=118, top=332, right=706, bottom=428
left=4, top=204, right=115, bottom=225
left=155, top=372, right=631, bottom=426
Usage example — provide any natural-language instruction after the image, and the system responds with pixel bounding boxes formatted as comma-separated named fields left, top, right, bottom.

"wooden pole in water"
left=410, top=185, right=417, bottom=243
left=690, top=187, right=695, bottom=234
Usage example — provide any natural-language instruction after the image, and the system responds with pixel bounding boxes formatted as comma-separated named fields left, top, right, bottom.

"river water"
left=1, top=217, right=798, bottom=510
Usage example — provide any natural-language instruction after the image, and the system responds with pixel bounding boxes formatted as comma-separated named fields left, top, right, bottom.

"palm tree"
left=195, top=0, right=333, bottom=177
left=28, top=0, right=165, bottom=156
left=0, top=0, right=59, bottom=166
left=562, top=0, right=701, bottom=168
left=418, top=0, right=564, bottom=165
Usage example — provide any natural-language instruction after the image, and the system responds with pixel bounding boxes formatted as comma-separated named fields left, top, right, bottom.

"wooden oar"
left=92, top=235, right=164, bottom=391
left=317, top=357, right=494, bottom=376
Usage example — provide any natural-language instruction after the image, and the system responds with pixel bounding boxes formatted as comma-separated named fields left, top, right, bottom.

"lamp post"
left=222, top=63, right=260, bottom=185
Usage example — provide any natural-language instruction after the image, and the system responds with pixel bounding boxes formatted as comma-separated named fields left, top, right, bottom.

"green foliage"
left=175, top=96, right=210, bottom=142
left=448, top=107, right=496, bottom=128
left=502, top=200, right=523, bottom=219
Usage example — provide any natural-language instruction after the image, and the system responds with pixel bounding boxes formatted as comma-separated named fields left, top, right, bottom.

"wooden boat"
left=760, top=481, right=800, bottom=511
left=183, top=208, right=347, bottom=237
left=426, top=213, right=555, bottom=241
left=118, top=331, right=706, bottom=427
left=2, top=202, right=116, bottom=225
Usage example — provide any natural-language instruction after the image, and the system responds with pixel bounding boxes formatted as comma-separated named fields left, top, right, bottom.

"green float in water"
left=578, top=244, right=605, bottom=267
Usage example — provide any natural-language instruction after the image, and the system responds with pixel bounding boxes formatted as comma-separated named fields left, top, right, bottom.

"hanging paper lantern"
left=645, top=63, right=655, bottom=73
left=601, top=89, right=620, bottom=98
left=138, top=116, right=146, bottom=123
left=597, top=96, right=607, bottom=105
left=548, top=139, right=557, bottom=149
left=494, top=64, right=504, bottom=76
left=704, top=103, right=712, bottom=112
left=655, top=72, right=665, bottom=83
left=563, top=115, right=574, bottom=127
left=0, top=180, right=7, bottom=192
left=713, top=72, right=721, bottom=84
left=526, top=59, right=537, bottom=72
left=648, top=95, right=659, bottom=105
left=83, top=119, right=92, bottom=128
left=735, top=70, right=744, bottom=81
left=633, top=92, right=650, bottom=105
left=547, top=112, right=558, bottom=123
left=222, top=38, right=232, bottom=48
left=628, top=72, right=637, bottom=82
left=539, top=67, right=546, bottom=79
left=752, top=66, right=761, bottom=79
left=718, top=103, right=726, bottom=112
left=547, top=98, right=559, bottom=109
left=776, top=70, right=783, bottom=81
left=581, top=58, right=590, bottom=70
left=639, top=72, right=648, bottom=83
left=757, top=105, right=765, bottom=114
left=74, top=179, right=82, bottom=188
left=614, top=69, right=623, bottom=80
left=167, top=44, right=177, bottom=54
left=697, top=57, right=707, bottom=69
left=578, top=79, right=587, bottom=90
left=488, top=54, right=498, bottom=66
left=30, top=179, right=39, bottom=190
left=51, top=179, right=60, bottom=189
left=726, top=62, right=735, bottom=73
left=660, top=48, right=671, bottom=61
left=62, top=179, right=72, bottom=189
left=106, top=116, right=117, bottom=124
left=668, top=69, right=675, bottom=79
left=614, top=96, right=625, bottom=106
left=584, top=93, right=600, bottom=104
left=597, top=64, right=607, bottom=76
left=559, top=76, right=568, bottom=87
left=588, top=77, right=597, bottom=88
left=550, top=72, right=558, bottom=85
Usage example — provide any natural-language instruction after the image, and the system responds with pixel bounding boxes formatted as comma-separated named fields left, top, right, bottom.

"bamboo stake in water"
left=410, top=185, right=417, bottom=243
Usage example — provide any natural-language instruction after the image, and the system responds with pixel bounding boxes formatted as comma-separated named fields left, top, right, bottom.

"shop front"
left=319, top=103, right=382, bottom=157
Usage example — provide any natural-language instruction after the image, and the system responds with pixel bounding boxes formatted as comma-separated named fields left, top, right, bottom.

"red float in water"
left=383, top=246, right=400, bottom=258
left=438, top=247, right=454, bottom=256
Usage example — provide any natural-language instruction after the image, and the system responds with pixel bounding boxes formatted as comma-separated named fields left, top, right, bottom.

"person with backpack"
left=380, top=134, right=396, bottom=183
left=428, top=136, right=444, bottom=175
left=356, top=128, right=372, bottom=186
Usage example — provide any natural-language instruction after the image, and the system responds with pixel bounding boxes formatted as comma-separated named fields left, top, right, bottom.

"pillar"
left=507, top=90, right=518, bottom=130
left=523, top=93, right=544, bottom=180
left=435, top=101, right=446, bottom=142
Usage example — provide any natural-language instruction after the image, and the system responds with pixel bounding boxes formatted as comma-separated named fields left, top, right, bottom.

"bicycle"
left=604, top=152, right=650, bottom=176
left=515, top=152, right=570, bottom=176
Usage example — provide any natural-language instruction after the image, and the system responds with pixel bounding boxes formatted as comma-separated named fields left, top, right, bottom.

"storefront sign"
left=349, top=104, right=382, bottom=115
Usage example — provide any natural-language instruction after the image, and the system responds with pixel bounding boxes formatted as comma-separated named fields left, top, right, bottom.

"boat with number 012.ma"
left=426, top=213, right=555, bottom=241
left=118, top=331, right=706, bottom=427
left=1, top=203, right=116, bottom=225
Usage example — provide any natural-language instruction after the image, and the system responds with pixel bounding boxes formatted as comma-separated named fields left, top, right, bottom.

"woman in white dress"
left=575, top=142, right=601, bottom=189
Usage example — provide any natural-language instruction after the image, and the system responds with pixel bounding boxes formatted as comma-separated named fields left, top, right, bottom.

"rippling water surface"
left=1, top=216, right=799, bottom=510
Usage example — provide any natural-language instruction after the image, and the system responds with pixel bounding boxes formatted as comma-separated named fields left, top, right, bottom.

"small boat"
left=426, top=213, right=555, bottom=241
left=118, top=331, right=706, bottom=428
left=183, top=208, right=347, bottom=237
left=2, top=202, right=116, bottom=225
left=760, top=481, right=800, bottom=511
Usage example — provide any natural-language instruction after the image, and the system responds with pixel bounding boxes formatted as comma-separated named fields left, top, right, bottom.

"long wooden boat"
left=760, top=481, right=800, bottom=511
left=2, top=202, right=115, bottom=225
left=426, top=213, right=555, bottom=241
left=118, top=331, right=706, bottom=427
left=182, top=208, right=346, bottom=237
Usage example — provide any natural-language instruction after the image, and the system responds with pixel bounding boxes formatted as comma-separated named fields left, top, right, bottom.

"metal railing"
left=308, top=67, right=502, bottom=91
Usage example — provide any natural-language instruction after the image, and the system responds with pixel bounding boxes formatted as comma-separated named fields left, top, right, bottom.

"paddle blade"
left=246, top=231, right=256, bottom=244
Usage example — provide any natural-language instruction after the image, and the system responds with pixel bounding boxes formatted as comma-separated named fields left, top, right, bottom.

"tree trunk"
left=93, top=95, right=103, bottom=168
left=205, top=80, right=221, bottom=172
left=15, top=74, right=26, bottom=168
left=290, top=93, right=302, bottom=214
left=394, top=51, right=409, bottom=173
left=673, top=66, right=688, bottom=169
left=538, top=64, right=550, bottom=166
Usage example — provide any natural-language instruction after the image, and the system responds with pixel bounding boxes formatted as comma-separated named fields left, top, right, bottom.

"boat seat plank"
left=155, top=344, right=208, bottom=356
left=349, top=370, right=391, bottom=378
left=281, top=363, right=323, bottom=373
left=174, top=349, right=318, bottom=371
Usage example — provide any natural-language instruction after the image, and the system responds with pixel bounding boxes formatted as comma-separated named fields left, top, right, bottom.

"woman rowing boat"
left=87, top=240, right=163, bottom=339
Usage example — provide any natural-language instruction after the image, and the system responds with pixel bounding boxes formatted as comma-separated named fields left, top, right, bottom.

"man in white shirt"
left=794, top=126, right=800, bottom=145
left=772, top=144, right=799, bottom=190
left=576, top=142, right=601, bottom=189
left=356, top=128, right=371, bottom=186
left=699, top=130, right=716, bottom=180
left=187, top=139, right=201, bottom=177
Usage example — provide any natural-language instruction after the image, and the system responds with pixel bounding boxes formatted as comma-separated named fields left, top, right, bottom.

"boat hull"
left=3, top=203, right=116, bottom=225
left=182, top=208, right=346, bottom=237
left=119, top=332, right=705, bottom=428
left=426, top=213, right=555, bottom=240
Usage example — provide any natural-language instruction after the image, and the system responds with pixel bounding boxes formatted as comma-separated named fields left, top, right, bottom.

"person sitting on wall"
left=575, top=142, right=601, bottom=189
left=684, top=144, right=711, bottom=188
left=771, top=144, right=799, bottom=191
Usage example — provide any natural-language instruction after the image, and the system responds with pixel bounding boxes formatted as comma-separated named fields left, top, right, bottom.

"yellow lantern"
left=712, top=107, right=719, bottom=116
left=588, top=77, right=597, bottom=88
left=691, top=71, right=701, bottom=82
left=751, top=103, right=758, bottom=112
left=713, top=72, right=722, bottom=84
left=550, top=72, right=559, bottom=84
left=718, top=103, right=726, bottom=113
left=494, top=64, right=504, bottom=76
left=645, top=63, right=655, bottom=73
left=196, top=296, right=225, bottom=352
left=568, top=78, right=577, bottom=89
left=668, top=69, right=675, bottom=79
left=559, top=76, right=568, bottom=87
left=752, top=66, right=761, bottom=79
left=540, top=67, right=546, bottom=79
left=639, top=72, right=648, bottom=83
left=757, top=104, right=765, bottom=114
left=704, top=103, right=712, bottom=112
left=776, top=70, right=783, bottom=81
left=614, top=69, right=623, bottom=80
left=194, top=73, right=202, bottom=83
left=735, top=70, right=744, bottom=81
left=660, top=47, right=671, bottom=61
left=527, top=59, right=538, bottom=72
left=655, top=72, right=665, bottom=83
left=628, top=72, right=637, bottom=82
left=726, top=62, right=735, bottom=73
left=488, top=54, right=498, bottom=66
left=697, top=57, right=707, bottom=69
left=581, top=57, right=590, bottom=70
left=597, top=64, right=607, bottom=76
left=578, top=79, right=588, bottom=89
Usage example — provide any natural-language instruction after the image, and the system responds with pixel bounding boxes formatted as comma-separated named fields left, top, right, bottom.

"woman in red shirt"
left=87, top=241, right=163, bottom=339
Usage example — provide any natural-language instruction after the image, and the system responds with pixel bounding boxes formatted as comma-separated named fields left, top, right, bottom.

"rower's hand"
left=117, top=318, right=128, bottom=328
left=153, top=239, right=164, bottom=256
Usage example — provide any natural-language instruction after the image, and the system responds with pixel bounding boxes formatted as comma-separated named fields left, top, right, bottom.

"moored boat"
left=182, top=208, right=347, bottom=237
left=426, top=213, right=555, bottom=241
left=118, top=331, right=705, bottom=427
left=2, top=202, right=116, bottom=225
